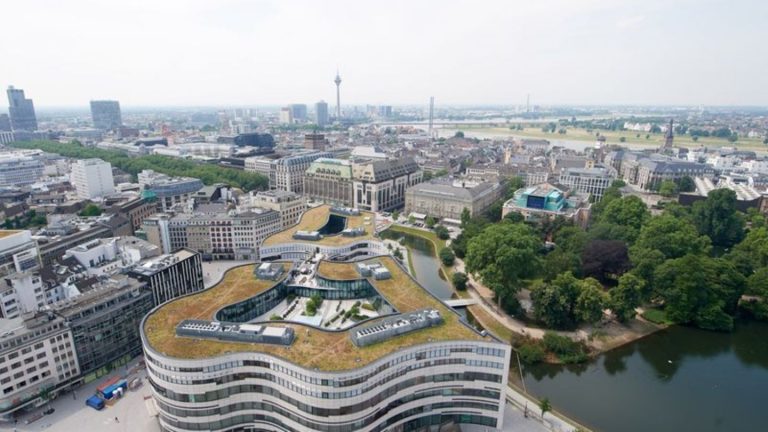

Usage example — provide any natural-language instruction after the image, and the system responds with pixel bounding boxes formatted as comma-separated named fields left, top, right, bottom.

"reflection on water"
left=523, top=321, right=768, bottom=432
left=379, top=230, right=453, bottom=299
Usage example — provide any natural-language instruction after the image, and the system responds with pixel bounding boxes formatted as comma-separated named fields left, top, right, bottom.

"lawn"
left=441, top=126, right=768, bottom=151
left=641, top=308, right=673, bottom=325
left=146, top=257, right=488, bottom=371
left=262, top=205, right=374, bottom=246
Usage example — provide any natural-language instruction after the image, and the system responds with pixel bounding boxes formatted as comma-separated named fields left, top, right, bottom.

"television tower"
left=334, top=70, right=342, bottom=119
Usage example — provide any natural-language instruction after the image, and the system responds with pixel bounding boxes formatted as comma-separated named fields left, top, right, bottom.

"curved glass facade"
left=214, top=278, right=391, bottom=324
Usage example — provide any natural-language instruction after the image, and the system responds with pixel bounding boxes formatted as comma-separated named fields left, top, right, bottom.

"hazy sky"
left=3, top=0, right=767, bottom=107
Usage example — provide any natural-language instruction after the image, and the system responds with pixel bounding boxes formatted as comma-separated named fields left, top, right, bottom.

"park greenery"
left=9, top=140, right=269, bottom=191
left=455, top=175, right=768, bottom=334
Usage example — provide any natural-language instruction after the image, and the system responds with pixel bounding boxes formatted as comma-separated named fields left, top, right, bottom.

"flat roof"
left=143, top=257, right=488, bottom=371
left=262, top=205, right=375, bottom=247
left=0, top=230, right=23, bottom=239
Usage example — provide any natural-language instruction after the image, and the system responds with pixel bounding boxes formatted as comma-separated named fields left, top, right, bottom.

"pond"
left=520, top=321, right=768, bottom=432
left=379, top=229, right=453, bottom=300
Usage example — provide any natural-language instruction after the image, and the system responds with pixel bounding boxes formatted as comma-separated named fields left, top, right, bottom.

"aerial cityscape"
left=1, top=1, right=768, bottom=432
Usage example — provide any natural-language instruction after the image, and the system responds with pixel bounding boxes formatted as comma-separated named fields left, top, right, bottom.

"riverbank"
left=454, top=257, right=665, bottom=361
left=381, top=224, right=455, bottom=286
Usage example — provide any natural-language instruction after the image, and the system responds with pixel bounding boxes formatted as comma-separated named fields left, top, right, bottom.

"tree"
left=439, top=247, right=455, bottom=266
left=506, top=176, right=525, bottom=196
left=539, top=398, right=552, bottom=419
left=634, top=213, right=711, bottom=260
left=79, top=204, right=103, bottom=217
left=466, top=223, right=541, bottom=311
left=391, top=210, right=400, bottom=221
left=742, top=267, right=768, bottom=320
left=408, top=215, right=416, bottom=225
left=610, top=273, right=644, bottom=322
left=581, top=240, right=631, bottom=283
left=731, top=227, right=768, bottom=271
left=553, top=225, right=588, bottom=255
left=542, top=249, right=581, bottom=281
left=452, top=272, right=469, bottom=290
left=425, top=216, right=437, bottom=229
left=575, top=278, right=608, bottom=324
left=658, top=180, right=678, bottom=197
left=530, top=272, right=581, bottom=329
left=692, top=136, right=699, bottom=142
left=678, top=176, right=695, bottom=193
left=654, top=255, right=745, bottom=331
left=434, top=224, right=450, bottom=240
left=619, top=137, right=626, bottom=142
left=485, top=200, right=504, bottom=222
left=599, top=196, right=649, bottom=230
left=454, top=131, right=465, bottom=138
left=692, top=189, right=745, bottom=248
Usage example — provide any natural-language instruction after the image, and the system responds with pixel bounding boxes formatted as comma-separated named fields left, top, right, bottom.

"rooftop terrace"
left=143, top=257, right=488, bottom=371
left=262, top=205, right=375, bottom=247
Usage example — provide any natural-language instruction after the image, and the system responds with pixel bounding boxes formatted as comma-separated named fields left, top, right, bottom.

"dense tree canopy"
left=634, top=213, right=711, bottom=260
left=466, top=223, right=541, bottom=310
left=581, top=240, right=631, bottom=283
left=654, top=255, right=744, bottom=331
left=610, top=273, right=644, bottom=322
left=10, top=140, right=269, bottom=191
left=692, top=189, right=745, bottom=248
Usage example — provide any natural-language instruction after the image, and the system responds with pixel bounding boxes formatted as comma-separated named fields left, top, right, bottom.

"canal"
left=520, top=321, right=768, bottom=432
left=379, top=229, right=453, bottom=300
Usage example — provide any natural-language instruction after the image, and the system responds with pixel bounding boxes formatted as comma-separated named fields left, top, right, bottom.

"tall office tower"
left=71, top=158, right=115, bottom=199
left=279, top=107, right=293, bottom=124
left=334, top=71, right=342, bottom=119
left=6, top=86, right=37, bottom=131
left=0, top=114, right=10, bottom=131
left=290, top=104, right=307, bottom=122
left=90, top=100, right=122, bottom=130
left=314, top=100, right=329, bottom=126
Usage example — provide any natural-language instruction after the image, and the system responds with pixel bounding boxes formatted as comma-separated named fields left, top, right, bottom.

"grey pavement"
left=1, top=359, right=160, bottom=432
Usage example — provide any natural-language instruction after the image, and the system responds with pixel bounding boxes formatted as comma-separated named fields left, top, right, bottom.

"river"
left=379, top=229, right=453, bottom=300
left=520, top=321, right=768, bottom=432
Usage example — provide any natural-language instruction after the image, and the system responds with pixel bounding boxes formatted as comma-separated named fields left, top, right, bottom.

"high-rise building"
left=334, top=71, right=342, bottom=119
left=6, top=86, right=37, bottom=131
left=0, top=114, right=10, bottom=131
left=89, top=100, right=122, bottom=130
left=314, top=100, right=329, bottom=126
left=279, top=107, right=293, bottom=124
left=71, top=158, right=115, bottom=199
left=289, top=104, right=307, bottom=122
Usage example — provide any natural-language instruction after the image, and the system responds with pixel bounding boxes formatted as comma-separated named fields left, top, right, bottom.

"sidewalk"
left=454, top=258, right=546, bottom=340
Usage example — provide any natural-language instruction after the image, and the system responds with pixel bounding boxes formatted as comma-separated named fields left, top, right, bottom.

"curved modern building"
left=141, top=206, right=511, bottom=432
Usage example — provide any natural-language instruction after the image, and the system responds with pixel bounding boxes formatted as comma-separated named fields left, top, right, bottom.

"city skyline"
left=2, top=0, right=768, bottom=108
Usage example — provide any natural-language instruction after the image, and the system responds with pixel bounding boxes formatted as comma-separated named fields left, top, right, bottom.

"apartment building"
left=0, top=312, right=78, bottom=420
left=71, top=158, right=115, bottom=200
left=248, top=190, right=307, bottom=229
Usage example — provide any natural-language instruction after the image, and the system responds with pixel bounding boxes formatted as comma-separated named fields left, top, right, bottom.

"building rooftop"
left=142, top=256, right=487, bottom=371
left=262, top=205, right=374, bottom=247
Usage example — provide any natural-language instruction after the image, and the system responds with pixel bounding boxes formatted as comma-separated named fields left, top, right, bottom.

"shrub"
left=434, top=225, right=450, bottom=240
left=542, top=332, right=588, bottom=363
left=452, top=272, right=469, bottom=290
left=361, top=303, right=375, bottom=311
left=439, top=247, right=455, bottom=266
left=269, top=314, right=282, bottom=321
left=517, top=342, right=545, bottom=364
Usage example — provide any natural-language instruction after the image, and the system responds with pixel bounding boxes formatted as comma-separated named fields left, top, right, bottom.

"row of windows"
left=161, top=401, right=498, bottom=432
left=150, top=370, right=502, bottom=406
left=156, top=386, right=499, bottom=420
left=147, top=344, right=505, bottom=390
